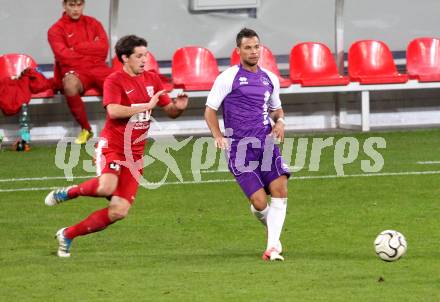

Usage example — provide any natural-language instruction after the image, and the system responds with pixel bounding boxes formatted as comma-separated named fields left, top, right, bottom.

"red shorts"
left=63, top=65, right=112, bottom=92
left=95, top=141, right=143, bottom=204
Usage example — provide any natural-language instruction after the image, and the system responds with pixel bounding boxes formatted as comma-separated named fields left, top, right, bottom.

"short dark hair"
left=115, top=35, right=148, bottom=62
left=236, top=28, right=259, bottom=47
left=64, top=0, right=84, bottom=4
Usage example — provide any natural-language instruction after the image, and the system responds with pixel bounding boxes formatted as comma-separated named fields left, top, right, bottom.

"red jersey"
left=100, top=70, right=172, bottom=155
left=48, top=13, right=109, bottom=73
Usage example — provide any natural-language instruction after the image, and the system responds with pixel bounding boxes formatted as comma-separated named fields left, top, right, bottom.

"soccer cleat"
left=55, top=228, right=72, bottom=258
left=262, top=247, right=284, bottom=261
left=74, top=129, right=93, bottom=144
left=45, top=186, right=75, bottom=206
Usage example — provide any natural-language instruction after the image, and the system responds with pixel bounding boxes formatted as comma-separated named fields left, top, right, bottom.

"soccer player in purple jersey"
left=205, top=28, right=290, bottom=261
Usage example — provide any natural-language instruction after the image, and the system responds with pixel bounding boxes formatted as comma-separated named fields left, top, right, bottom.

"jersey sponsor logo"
left=146, top=86, right=154, bottom=97
left=125, top=89, right=135, bottom=95
left=239, top=77, right=248, bottom=85
left=109, top=162, right=121, bottom=171
left=261, top=76, right=270, bottom=86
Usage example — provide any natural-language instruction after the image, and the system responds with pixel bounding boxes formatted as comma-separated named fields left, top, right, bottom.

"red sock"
left=65, top=94, right=91, bottom=130
left=64, top=208, right=112, bottom=239
left=68, top=178, right=99, bottom=198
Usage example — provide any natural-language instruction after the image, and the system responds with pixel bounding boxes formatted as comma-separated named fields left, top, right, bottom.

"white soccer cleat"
left=45, top=186, right=75, bottom=206
left=262, top=247, right=284, bottom=261
left=55, top=227, right=72, bottom=258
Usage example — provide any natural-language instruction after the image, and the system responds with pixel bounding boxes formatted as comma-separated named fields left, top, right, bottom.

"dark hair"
left=236, top=28, right=259, bottom=47
left=115, top=35, right=148, bottom=63
left=63, top=0, right=84, bottom=3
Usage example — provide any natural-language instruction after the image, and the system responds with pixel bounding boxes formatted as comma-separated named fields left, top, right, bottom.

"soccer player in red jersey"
left=48, top=0, right=113, bottom=144
left=44, top=35, right=189, bottom=257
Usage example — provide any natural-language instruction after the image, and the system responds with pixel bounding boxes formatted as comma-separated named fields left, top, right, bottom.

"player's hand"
left=271, top=120, right=285, bottom=143
left=174, top=92, right=189, bottom=110
left=145, top=89, right=166, bottom=110
left=214, top=136, right=229, bottom=150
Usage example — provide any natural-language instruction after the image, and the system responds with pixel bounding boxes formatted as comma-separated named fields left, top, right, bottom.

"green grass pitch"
left=1, top=129, right=440, bottom=301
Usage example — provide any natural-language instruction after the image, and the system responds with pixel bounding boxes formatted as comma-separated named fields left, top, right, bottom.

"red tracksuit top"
left=48, top=13, right=109, bottom=74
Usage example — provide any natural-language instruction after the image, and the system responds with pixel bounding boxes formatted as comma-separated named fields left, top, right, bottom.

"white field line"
left=202, top=169, right=229, bottom=173
left=0, top=176, right=93, bottom=182
left=417, top=161, right=440, bottom=165
left=1, top=170, right=440, bottom=193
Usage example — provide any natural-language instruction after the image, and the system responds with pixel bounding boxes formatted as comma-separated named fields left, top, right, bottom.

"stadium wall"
left=1, top=0, right=440, bottom=142
left=1, top=0, right=439, bottom=62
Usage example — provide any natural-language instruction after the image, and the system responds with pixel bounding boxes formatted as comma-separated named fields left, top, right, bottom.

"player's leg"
left=261, top=146, right=290, bottom=261
left=249, top=196, right=282, bottom=254
left=263, top=175, right=288, bottom=260
left=45, top=146, right=120, bottom=206
left=63, top=195, right=130, bottom=240
left=45, top=174, right=118, bottom=206
left=62, top=72, right=93, bottom=144
left=53, top=173, right=119, bottom=257
left=250, top=201, right=269, bottom=226
left=55, top=160, right=141, bottom=257
left=56, top=196, right=131, bottom=258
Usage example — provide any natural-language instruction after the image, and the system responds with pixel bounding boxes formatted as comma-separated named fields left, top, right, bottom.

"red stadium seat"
left=289, top=42, right=349, bottom=87
left=112, top=52, right=173, bottom=91
left=406, top=37, right=440, bottom=82
left=0, top=53, right=54, bottom=98
left=230, top=45, right=291, bottom=87
left=172, top=46, right=219, bottom=91
left=0, top=53, right=37, bottom=79
left=348, top=40, right=408, bottom=84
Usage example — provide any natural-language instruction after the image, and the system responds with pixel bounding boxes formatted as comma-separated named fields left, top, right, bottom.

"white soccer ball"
left=374, top=230, right=407, bottom=261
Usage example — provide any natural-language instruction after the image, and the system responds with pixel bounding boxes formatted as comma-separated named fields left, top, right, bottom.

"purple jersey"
left=206, top=64, right=282, bottom=139
left=206, top=64, right=289, bottom=198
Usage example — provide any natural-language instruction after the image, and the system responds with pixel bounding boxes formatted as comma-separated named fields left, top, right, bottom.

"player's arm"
left=74, top=19, right=109, bottom=59
left=270, top=108, right=286, bottom=142
left=204, top=70, right=233, bottom=149
left=106, top=104, right=149, bottom=119
left=162, top=93, right=189, bottom=119
left=204, top=107, right=228, bottom=149
left=48, top=26, right=84, bottom=62
left=107, top=90, right=166, bottom=119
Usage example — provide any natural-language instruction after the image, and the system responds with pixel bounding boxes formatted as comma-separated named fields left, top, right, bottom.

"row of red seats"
left=171, top=37, right=440, bottom=89
left=1, top=37, right=439, bottom=97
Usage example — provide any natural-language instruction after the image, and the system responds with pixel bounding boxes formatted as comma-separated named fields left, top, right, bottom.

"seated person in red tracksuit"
left=48, top=0, right=112, bottom=144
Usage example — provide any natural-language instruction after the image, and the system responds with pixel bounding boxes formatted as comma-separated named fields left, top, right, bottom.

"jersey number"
left=130, top=103, right=151, bottom=122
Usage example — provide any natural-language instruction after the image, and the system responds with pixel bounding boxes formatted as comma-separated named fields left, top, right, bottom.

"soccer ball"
left=374, top=230, right=407, bottom=262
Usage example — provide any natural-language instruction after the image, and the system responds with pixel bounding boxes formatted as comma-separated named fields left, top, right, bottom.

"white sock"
left=250, top=204, right=269, bottom=226
left=266, top=197, right=287, bottom=251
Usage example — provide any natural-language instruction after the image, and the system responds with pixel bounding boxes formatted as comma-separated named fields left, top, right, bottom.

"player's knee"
left=97, top=182, right=117, bottom=196
left=271, top=186, right=288, bottom=198
left=108, top=208, right=128, bottom=221
left=108, top=203, right=130, bottom=221
left=62, top=75, right=81, bottom=96
left=249, top=196, right=267, bottom=211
